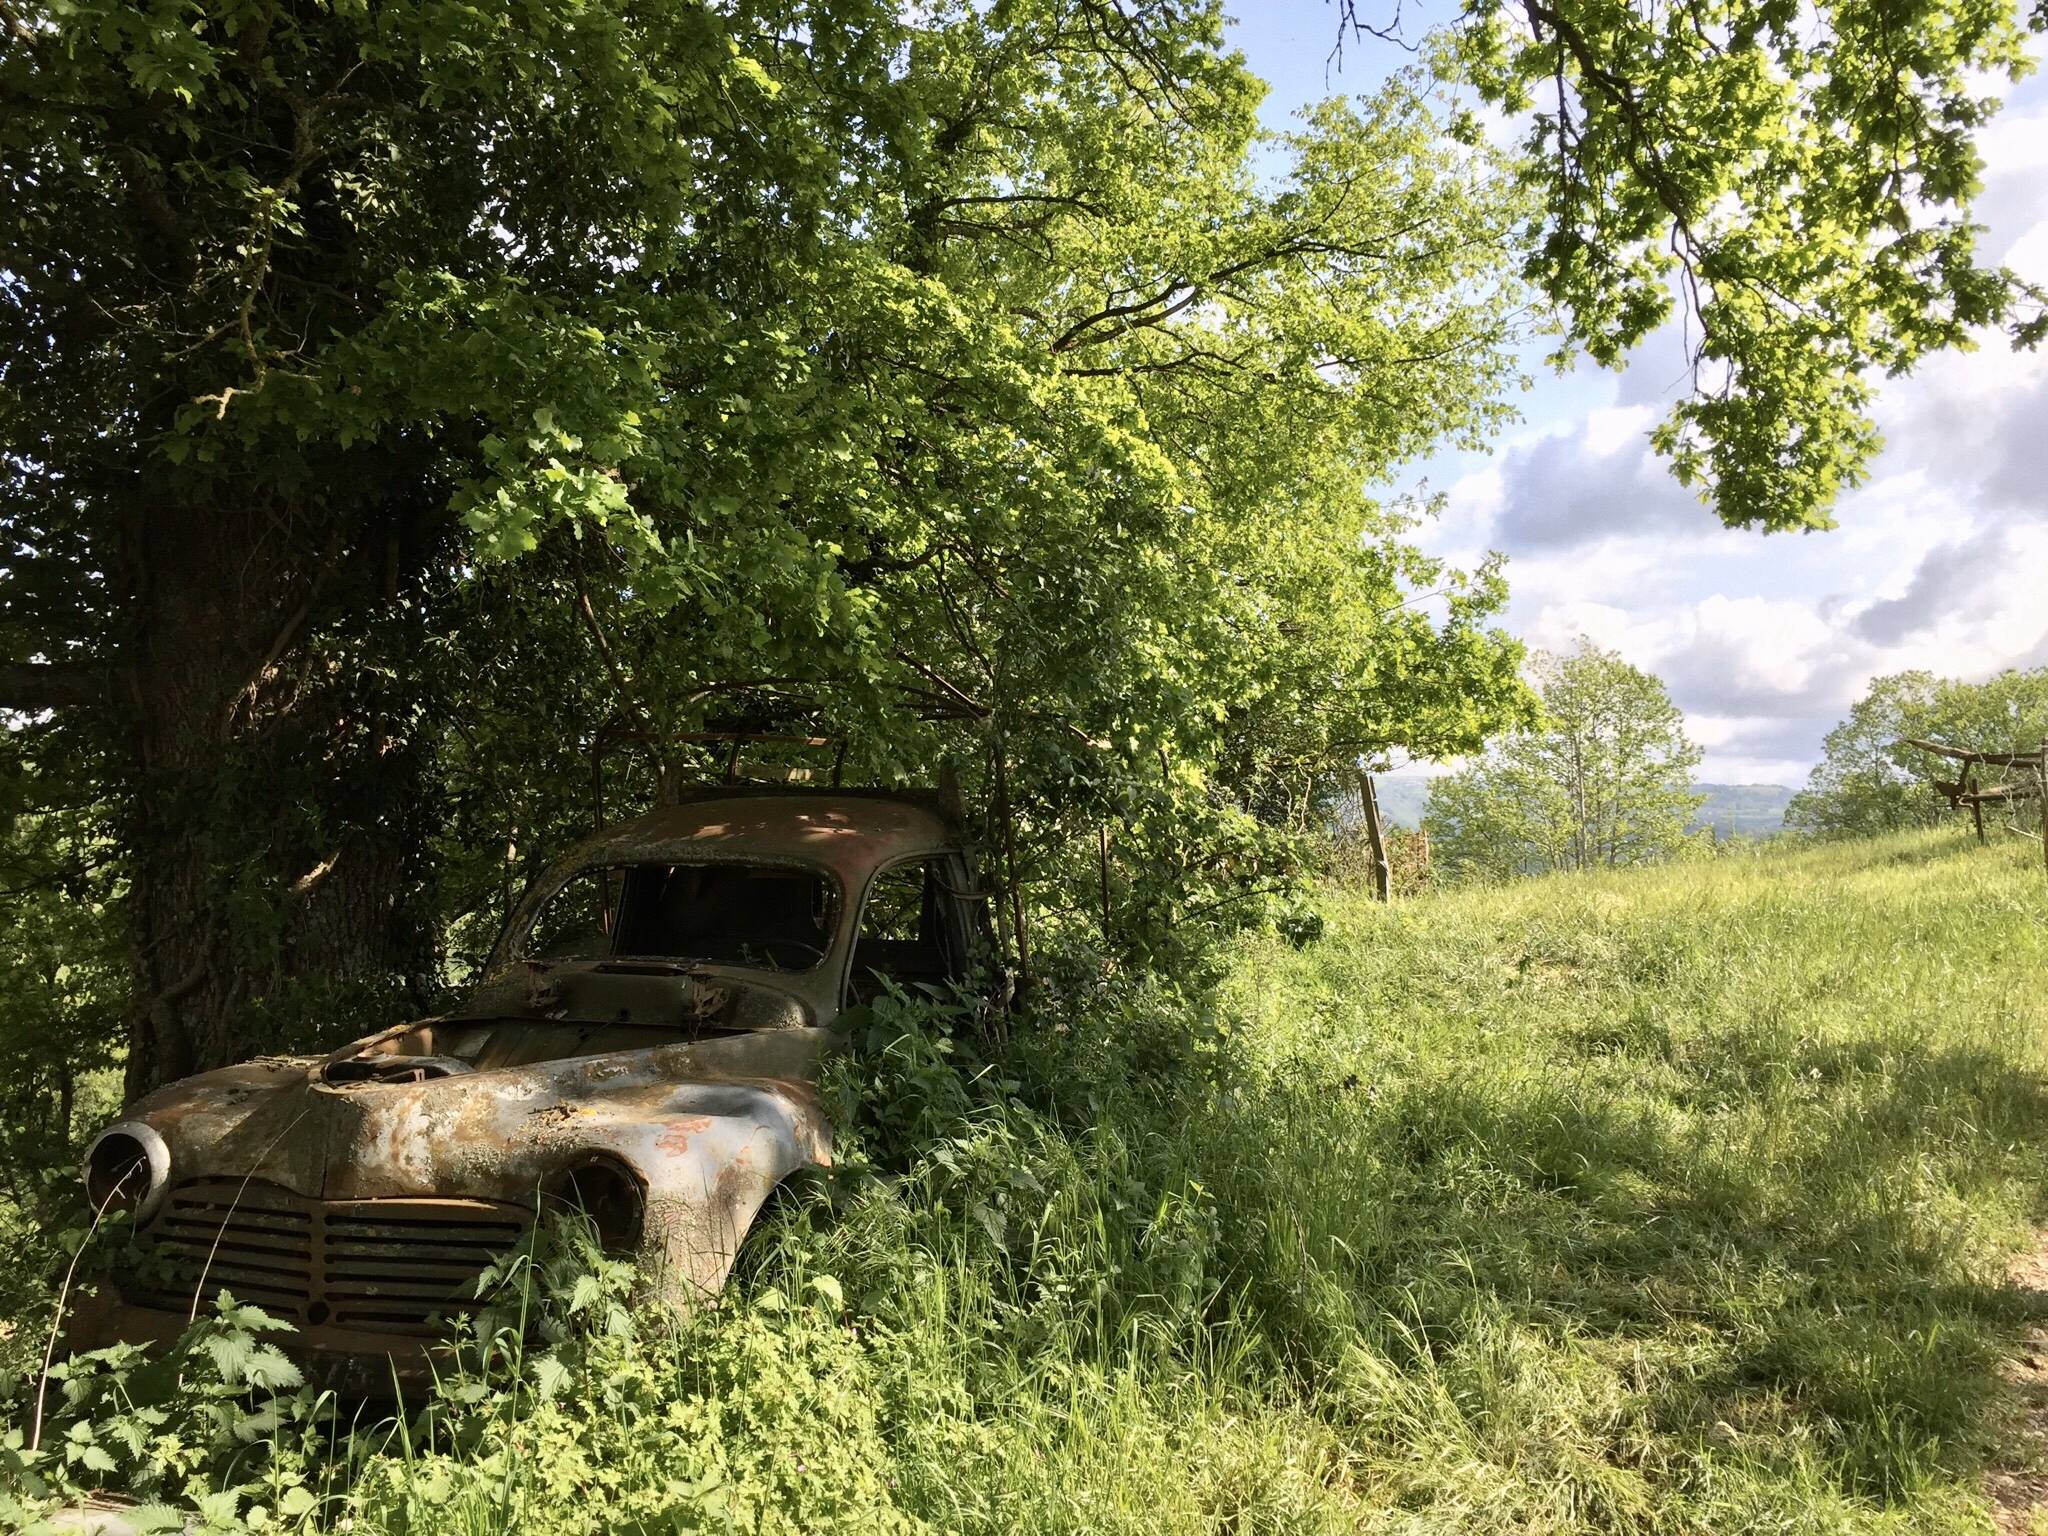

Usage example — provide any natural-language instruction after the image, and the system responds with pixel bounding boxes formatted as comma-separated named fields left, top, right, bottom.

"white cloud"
left=1975, top=96, right=2048, bottom=270
left=1389, top=45, right=2048, bottom=788
left=1516, top=599, right=1636, bottom=656
left=1487, top=408, right=1716, bottom=551
left=1652, top=596, right=1853, bottom=715
left=1851, top=532, right=2017, bottom=644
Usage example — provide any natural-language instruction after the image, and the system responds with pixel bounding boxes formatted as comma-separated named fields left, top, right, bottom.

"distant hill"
left=1690, top=783, right=1796, bottom=840
left=1363, top=777, right=1796, bottom=839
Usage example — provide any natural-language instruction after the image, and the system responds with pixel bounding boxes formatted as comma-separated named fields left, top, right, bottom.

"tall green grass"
left=10, top=827, right=2048, bottom=1533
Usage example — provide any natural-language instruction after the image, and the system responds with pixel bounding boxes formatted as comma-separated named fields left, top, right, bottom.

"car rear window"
left=525, top=862, right=836, bottom=973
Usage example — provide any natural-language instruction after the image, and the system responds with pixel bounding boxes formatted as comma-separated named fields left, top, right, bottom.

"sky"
left=1225, top=3, right=2048, bottom=788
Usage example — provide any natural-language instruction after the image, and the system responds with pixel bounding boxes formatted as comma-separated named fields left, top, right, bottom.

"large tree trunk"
left=121, top=500, right=437, bottom=1099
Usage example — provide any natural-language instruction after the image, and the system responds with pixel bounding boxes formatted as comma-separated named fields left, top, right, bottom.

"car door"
left=845, top=852, right=976, bottom=1006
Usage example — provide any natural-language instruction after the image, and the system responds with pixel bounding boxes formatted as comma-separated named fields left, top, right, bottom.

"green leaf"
left=278, top=1485, right=319, bottom=1518
left=532, top=1354, right=570, bottom=1400
left=729, top=56, right=779, bottom=97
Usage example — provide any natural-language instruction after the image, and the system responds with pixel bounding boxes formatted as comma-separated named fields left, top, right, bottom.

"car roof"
left=568, top=790, right=960, bottom=887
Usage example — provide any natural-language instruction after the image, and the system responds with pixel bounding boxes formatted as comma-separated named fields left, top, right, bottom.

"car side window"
left=527, top=868, right=623, bottom=960
left=848, top=857, right=965, bottom=1004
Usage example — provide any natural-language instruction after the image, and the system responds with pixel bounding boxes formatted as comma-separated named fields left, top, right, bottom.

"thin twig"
left=187, top=1108, right=314, bottom=1324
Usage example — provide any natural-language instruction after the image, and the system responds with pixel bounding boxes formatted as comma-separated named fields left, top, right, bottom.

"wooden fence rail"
left=1902, top=738, right=2048, bottom=874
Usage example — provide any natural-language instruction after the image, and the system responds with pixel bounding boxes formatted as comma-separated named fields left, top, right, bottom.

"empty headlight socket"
left=546, top=1157, right=646, bottom=1255
left=82, top=1122, right=171, bottom=1224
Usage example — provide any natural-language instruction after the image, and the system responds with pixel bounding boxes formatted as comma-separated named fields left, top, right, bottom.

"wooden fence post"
left=993, top=738, right=1031, bottom=985
left=2039, top=743, right=2047, bottom=878
left=1097, top=823, right=1113, bottom=946
left=1358, top=771, right=1391, bottom=903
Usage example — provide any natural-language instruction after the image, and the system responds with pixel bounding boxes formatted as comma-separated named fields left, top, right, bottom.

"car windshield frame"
left=511, top=855, right=843, bottom=976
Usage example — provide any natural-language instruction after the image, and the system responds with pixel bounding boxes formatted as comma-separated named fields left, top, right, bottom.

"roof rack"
left=588, top=726, right=967, bottom=830
left=589, top=726, right=844, bottom=827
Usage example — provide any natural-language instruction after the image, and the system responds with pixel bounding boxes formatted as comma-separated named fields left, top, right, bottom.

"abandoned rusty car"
left=74, top=789, right=997, bottom=1385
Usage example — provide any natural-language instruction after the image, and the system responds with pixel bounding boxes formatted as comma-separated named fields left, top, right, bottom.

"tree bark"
left=120, top=499, right=435, bottom=1099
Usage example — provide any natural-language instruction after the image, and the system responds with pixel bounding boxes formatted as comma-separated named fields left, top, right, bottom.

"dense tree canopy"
left=1787, top=668, right=2048, bottom=838
left=2, top=0, right=2042, bottom=1103
left=3, top=0, right=1537, bottom=1098
left=1426, top=643, right=1704, bottom=879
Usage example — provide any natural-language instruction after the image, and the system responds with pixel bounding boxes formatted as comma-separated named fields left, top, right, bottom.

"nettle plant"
left=6, top=1294, right=318, bottom=1532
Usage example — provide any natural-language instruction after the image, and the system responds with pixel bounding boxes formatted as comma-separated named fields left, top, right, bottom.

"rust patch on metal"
left=656, top=1115, right=717, bottom=1154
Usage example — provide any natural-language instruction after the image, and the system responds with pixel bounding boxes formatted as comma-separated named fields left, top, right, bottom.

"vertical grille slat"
left=126, top=1178, right=529, bottom=1338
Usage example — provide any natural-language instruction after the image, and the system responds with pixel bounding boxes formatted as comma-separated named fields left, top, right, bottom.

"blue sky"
left=1226, top=3, right=2048, bottom=787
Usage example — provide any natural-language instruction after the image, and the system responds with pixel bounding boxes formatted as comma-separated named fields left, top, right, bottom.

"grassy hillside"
left=11, top=829, right=2048, bottom=1533
left=1219, top=826, right=2048, bottom=1530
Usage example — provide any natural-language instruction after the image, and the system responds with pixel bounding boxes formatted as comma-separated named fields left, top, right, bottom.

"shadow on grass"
left=1211, top=1030, right=2048, bottom=1508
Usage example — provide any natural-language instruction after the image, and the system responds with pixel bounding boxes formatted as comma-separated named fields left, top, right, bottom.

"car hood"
left=121, top=1025, right=836, bottom=1204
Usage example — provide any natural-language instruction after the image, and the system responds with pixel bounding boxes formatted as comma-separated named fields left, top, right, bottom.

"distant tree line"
left=1374, top=659, right=2048, bottom=892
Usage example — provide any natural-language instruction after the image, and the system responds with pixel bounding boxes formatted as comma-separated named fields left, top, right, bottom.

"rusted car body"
left=74, top=789, right=994, bottom=1390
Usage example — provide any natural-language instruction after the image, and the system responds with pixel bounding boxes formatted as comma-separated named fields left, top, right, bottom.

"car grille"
left=125, top=1177, right=532, bottom=1338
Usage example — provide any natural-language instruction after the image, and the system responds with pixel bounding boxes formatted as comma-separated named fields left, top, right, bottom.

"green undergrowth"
left=8, top=827, right=2048, bottom=1533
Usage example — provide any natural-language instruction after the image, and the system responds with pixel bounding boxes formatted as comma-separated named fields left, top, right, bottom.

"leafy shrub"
left=4, top=1295, right=323, bottom=1533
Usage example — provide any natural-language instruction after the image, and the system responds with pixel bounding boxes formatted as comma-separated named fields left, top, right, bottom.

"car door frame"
left=841, top=849, right=981, bottom=1010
